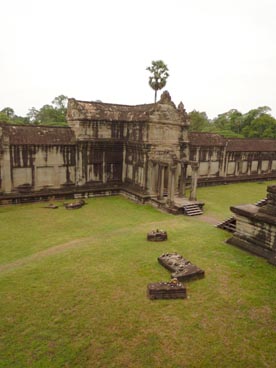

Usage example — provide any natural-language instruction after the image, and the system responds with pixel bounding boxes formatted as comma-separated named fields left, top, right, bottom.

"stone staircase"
left=216, top=197, right=268, bottom=232
left=183, top=203, right=203, bottom=216
left=216, top=217, right=236, bottom=232
left=255, top=198, right=268, bottom=207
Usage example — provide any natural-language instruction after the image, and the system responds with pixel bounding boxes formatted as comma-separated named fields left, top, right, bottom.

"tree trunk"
left=154, top=90, right=157, bottom=103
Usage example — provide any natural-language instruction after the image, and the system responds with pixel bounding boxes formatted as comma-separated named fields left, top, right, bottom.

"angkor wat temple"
left=0, top=91, right=275, bottom=209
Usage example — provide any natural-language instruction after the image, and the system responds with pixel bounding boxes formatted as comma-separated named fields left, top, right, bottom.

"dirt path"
left=196, top=214, right=220, bottom=225
left=0, top=215, right=221, bottom=275
left=0, top=237, right=96, bottom=274
left=0, top=219, right=179, bottom=274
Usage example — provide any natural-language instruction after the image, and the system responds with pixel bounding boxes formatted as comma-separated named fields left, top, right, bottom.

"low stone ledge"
left=147, top=229, right=167, bottom=241
left=147, top=280, right=187, bottom=300
left=158, top=253, right=205, bottom=281
left=226, top=236, right=276, bottom=263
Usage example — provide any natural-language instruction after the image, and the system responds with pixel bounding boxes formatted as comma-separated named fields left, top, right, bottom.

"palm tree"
left=146, top=60, right=169, bottom=103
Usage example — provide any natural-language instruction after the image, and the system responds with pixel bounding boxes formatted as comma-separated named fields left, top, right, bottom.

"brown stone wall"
left=188, top=132, right=276, bottom=184
left=0, top=96, right=275, bottom=198
left=9, top=144, right=76, bottom=192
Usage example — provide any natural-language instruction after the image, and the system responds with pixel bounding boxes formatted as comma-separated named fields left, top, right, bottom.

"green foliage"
left=146, top=60, right=169, bottom=102
left=188, top=110, right=210, bottom=132
left=188, top=106, right=276, bottom=139
left=0, top=107, right=29, bottom=125
left=0, top=95, right=68, bottom=126
left=27, top=95, right=68, bottom=125
left=212, top=109, right=243, bottom=134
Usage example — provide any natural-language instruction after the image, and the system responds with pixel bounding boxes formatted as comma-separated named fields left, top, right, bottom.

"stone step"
left=217, top=198, right=268, bottom=233
left=185, top=208, right=202, bottom=213
left=216, top=216, right=236, bottom=232
left=255, top=198, right=268, bottom=207
left=186, top=212, right=203, bottom=216
left=183, top=204, right=203, bottom=216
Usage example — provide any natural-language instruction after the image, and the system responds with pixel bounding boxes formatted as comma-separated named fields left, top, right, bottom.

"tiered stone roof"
left=0, top=124, right=75, bottom=145
left=67, top=99, right=157, bottom=122
left=188, top=132, right=225, bottom=146
left=189, top=132, right=276, bottom=151
left=226, top=138, right=276, bottom=152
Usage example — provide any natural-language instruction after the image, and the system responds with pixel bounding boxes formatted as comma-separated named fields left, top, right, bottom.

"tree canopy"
left=188, top=106, right=276, bottom=139
left=0, top=95, right=68, bottom=126
left=146, top=60, right=169, bottom=103
left=1, top=94, right=276, bottom=139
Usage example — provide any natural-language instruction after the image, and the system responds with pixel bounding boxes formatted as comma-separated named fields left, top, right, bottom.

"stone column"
left=76, top=143, right=85, bottom=186
left=149, top=161, right=157, bottom=195
left=158, top=165, right=165, bottom=200
left=122, top=145, right=126, bottom=182
left=196, top=147, right=200, bottom=162
left=103, top=151, right=107, bottom=184
left=143, top=151, right=148, bottom=190
left=257, top=159, right=262, bottom=175
left=219, top=144, right=227, bottom=177
left=224, top=152, right=229, bottom=177
left=167, top=165, right=176, bottom=205
left=179, top=163, right=187, bottom=198
left=189, top=163, right=199, bottom=201
left=235, top=156, right=240, bottom=176
left=170, top=167, right=176, bottom=202
left=1, top=133, right=12, bottom=193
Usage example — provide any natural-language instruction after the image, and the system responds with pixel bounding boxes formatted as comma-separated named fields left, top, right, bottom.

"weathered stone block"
left=147, top=280, right=187, bottom=300
left=158, top=253, right=205, bottom=281
left=147, top=229, right=167, bottom=241
left=228, top=185, right=276, bottom=264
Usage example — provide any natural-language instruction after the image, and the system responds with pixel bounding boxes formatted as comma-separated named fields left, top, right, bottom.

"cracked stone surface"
left=158, top=253, right=205, bottom=281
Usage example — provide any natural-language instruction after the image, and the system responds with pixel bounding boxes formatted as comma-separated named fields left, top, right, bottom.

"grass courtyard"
left=1, top=181, right=276, bottom=367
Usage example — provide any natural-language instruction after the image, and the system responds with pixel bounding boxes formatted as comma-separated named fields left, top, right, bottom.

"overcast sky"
left=1, top=0, right=276, bottom=118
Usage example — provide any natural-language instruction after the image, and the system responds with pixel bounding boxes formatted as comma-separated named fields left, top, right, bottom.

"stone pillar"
left=224, top=152, right=229, bottom=177
left=179, top=163, right=187, bottom=198
left=1, top=133, right=12, bottom=193
left=167, top=165, right=176, bottom=205
left=149, top=161, right=157, bottom=195
left=235, top=156, right=240, bottom=176
left=158, top=165, right=165, bottom=200
left=103, top=151, right=107, bottom=183
left=170, top=167, right=176, bottom=202
left=143, top=151, right=148, bottom=190
left=196, top=147, right=200, bottom=162
left=219, top=144, right=227, bottom=177
left=122, top=145, right=126, bottom=182
left=189, top=163, right=199, bottom=201
left=257, top=159, right=262, bottom=175
left=153, top=163, right=158, bottom=195
left=76, top=143, right=85, bottom=186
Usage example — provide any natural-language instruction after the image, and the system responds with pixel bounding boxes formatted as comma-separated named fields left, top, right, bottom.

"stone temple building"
left=0, top=91, right=276, bottom=211
left=227, top=184, right=276, bottom=264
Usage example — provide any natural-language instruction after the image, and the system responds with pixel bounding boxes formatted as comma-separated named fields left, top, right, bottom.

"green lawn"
left=1, top=181, right=276, bottom=368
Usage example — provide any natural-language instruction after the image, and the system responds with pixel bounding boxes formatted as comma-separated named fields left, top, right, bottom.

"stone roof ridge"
left=226, top=137, right=276, bottom=142
left=0, top=122, right=70, bottom=129
left=226, top=137, right=276, bottom=152
left=68, top=93, right=190, bottom=125
left=189, top=131, right=224, bottom=137
left=68, top=97, right=156, bottom=109
left=1, top=124, right=75, bottom=145
left=67, top=98, right=159, bottom=122
left=188, top=131, right=226, bottom=146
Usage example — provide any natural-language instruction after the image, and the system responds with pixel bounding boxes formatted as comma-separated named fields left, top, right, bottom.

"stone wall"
left=0, top=125, right=76, bottom=194
left=227, top=185, right=276, bottom=264
left=188, top=132, right=276, bottom=185
left=0, top=92, right=275, bottom=202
